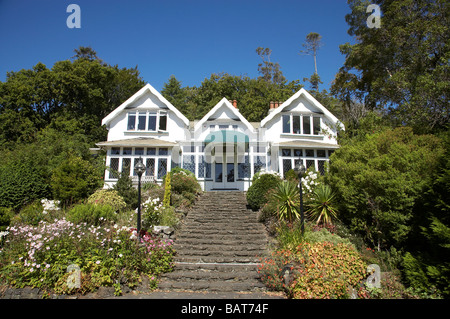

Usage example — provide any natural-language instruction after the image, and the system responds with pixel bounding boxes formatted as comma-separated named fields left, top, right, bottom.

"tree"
left=256, top=47, right=286, bottom=85
left=332, top=0, right=449, bottom=133
left=0, top=47, right=145, bottom=146
left=161, top=75, right=190, bottom=117
left=299, top=32, right=323, bottom=75
left=300, top=32, right=323, bottom=91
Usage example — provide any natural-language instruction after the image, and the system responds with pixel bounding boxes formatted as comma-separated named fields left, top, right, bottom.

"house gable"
left=194, top=98, right=255, bottom=133
left=101, top=83, right=189, bottom=127
left=260, top=88, right=344, bottom=130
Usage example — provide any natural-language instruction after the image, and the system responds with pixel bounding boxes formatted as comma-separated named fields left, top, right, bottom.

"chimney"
left=232, top=100, right=237, bottom=108
left=270, top=101, right=275, bottom=109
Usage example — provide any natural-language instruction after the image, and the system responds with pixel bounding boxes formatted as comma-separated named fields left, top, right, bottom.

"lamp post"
left=294, top=161, right=306, bottom=235
left=134, top=156, right=146, bottom=241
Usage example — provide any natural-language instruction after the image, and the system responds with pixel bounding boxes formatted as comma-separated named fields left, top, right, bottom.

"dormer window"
left=282, top=114, right=321, bottom=135
left=127, top=111, right=168, bottom=132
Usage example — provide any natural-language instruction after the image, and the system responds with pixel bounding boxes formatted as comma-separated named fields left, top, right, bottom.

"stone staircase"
left=158, top=191, right=270, bottom=293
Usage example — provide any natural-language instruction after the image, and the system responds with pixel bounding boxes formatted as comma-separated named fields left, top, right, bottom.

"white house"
left=98, top=83, right=344, bottom=191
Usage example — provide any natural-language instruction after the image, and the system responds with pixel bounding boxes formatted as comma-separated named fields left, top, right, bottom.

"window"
left=127, top=113, right=136, bottom=130
left=159, top=112, right=167, bottom=131
left=282, top=149, right=291, bottom=156
left=283, top=159, right=292, bottom=176
left=253, top=156, right=266, bottom=175
left=238, top=156, right=250, bottom=180
left=122, top=158, right=131, bottom=177
left=109, top=158, right=119, bottom=179
left=198, top=155, right=211, bottom=179
left=147, top=148, right=156, bottom=155
left=123, top=147, right=132, bottom=155
left=127, top=111, right=167, bottom=132
left=303, top=116, right=311, bottom=134
left=138, top=112, right=146, bottom=130
left=219, top=125, right=229, bottom=130
left=157, top=159, right=167, bottom=179
left=282, top=115, right=290, bottom=133
left=135, top=147, right=144, bottom=155
left=294, top=149, right=302, bottom=157
left=146, top=158, right=155, bottom=177
left=148, top=112, right=157, bottom=131
left=313, top=117, right=321, bottom=135
left=293, top=115, right=301, bottom=134
left=159, top=148, right=168, bottom=155
left=305, top=149, right=314, bottom=157
left=282, top=114, right=321, bottom=135
left=316, top=150, right=326, bottom=158
left=111, top=147, right=120, bottom=155
left=182, top=155, right=196, bottom=175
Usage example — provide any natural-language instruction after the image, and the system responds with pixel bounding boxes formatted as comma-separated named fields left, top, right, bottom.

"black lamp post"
left=294, top=161, right=306, bottom=235
left=134, top=156, right=146, bottom=240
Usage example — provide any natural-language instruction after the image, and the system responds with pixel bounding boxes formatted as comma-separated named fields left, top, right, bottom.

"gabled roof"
left=194, top=98, right=255, bottom=132
left=260, top=88, right=344, bottom=129
left=101, top=83, right=190, bottom=127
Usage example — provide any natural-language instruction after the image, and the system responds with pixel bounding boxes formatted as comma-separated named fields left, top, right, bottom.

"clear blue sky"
left=0, top=0, right=354, bottom=92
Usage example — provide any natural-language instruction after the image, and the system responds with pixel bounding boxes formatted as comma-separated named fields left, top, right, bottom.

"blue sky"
left=0, top=0, right=354, bottom=92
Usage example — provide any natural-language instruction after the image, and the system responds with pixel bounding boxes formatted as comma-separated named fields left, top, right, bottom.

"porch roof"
left=96, top=137, right=177, bottom=148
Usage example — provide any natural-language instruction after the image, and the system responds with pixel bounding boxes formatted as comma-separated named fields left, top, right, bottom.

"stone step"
left=173, top=241, right=266, bottom=252
left=175, top=256, right=262, bottom=264
left=174, top=238, right=267, bottom=246
left=158, top=280, right=266, bottom=292
left=172, top=262, right=259, bottom=272
left=176, top=233, right=268, bottom=241
left=162, top=270, right=260, bottom=282
left=160, top=191, right=269, bottom=293
left=175, top=249, right=267, bottom=259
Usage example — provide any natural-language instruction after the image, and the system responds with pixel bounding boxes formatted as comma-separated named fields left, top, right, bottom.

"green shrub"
left=67, top=203, right=117, bottom=225
left=169, top=169, right=201, bottom=208
left=0, top=159, right=51, bottom=211
left=142, top=196, right=163, bottom=229
left=326, top=127, right=445, bottom=249
left=284, top=169, right=299, bottom=182
left=247, top=173, right=282, bottom=210
left=0, top=207, right=13, bottom=231
left=305, top=227, right=355, bottom=249
left=87, top=189, right=127, bottom=212
left=51, top=155, right=102, bottom=206
left=13, top=201, right=46, bottom=226
left=113, top=173, right=138, bottom=209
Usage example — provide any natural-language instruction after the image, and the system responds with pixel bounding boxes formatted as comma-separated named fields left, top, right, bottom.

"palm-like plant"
left=270, top=181, right=300, bottom=224
left=306, top=184, right=338, bottom=226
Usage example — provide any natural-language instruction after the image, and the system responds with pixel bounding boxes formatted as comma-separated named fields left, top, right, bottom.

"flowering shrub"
left=0, top=219, right=174, bottom=296
left=142, top=196, right=163, bottom=228
left=41, top=199, right=60, bottom=215
left=169, top=170, right=201, bottom=208
left=258, top=242, right=367, bottom=299
left=87, top=189, right=127, bottom=212
left=301, top=169, right=320, bottom=198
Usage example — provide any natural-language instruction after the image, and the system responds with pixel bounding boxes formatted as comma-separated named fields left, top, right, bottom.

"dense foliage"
left=326, top=127, right=445, bottom=249
left=247, top=172, right=282, bottom=211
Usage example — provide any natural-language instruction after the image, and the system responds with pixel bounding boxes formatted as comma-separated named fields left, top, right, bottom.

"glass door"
left=213, top=143, right=237, bottom=189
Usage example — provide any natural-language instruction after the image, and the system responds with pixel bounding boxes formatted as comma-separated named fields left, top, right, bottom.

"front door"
left=213, top=143, right=237, bottom=189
